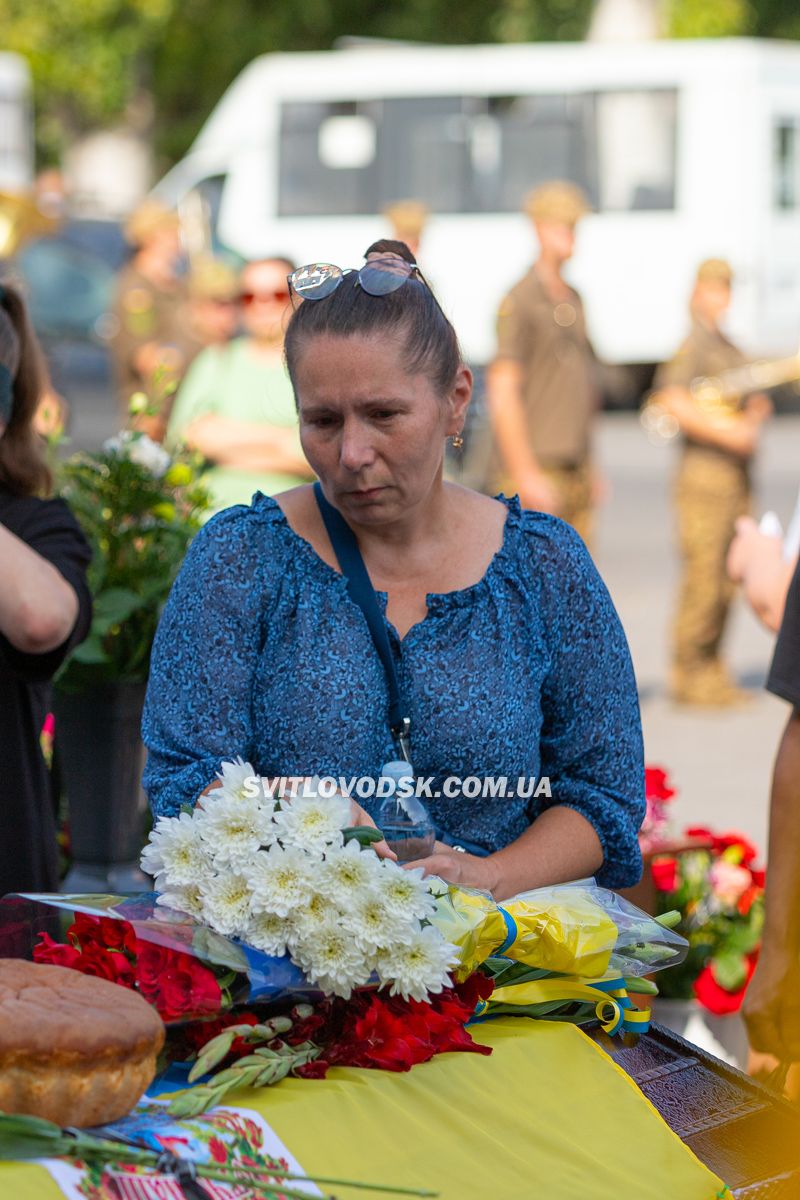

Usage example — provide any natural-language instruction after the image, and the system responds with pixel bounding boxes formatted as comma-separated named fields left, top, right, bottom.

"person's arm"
left=142, top=506, right=276, bottom=816
left=486, top=360, right=558, bottom=512
left=183, top=414, right=312, bottom=476
left=0, top=521, right=79, bottom=654
left=727, top=516, right=796, bottom=632
left=743, top=709, right=800, bottom=1061
left=407, top=520, right=644, bottom=899
left=654, top=387, right=771, bottom=458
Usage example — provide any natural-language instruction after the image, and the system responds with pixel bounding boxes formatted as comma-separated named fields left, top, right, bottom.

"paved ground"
left=594, top=412, right=800, bottom=861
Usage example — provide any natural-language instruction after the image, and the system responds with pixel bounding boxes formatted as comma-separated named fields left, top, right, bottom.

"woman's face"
left=294, top=331, right=470, bottom=526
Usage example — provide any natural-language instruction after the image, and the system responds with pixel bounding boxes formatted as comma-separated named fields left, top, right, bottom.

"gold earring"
left=451, top=431, right=464, bottom=450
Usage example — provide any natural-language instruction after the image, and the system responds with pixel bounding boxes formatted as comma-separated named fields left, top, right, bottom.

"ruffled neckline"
left=253, top=491, right=523, bottom=614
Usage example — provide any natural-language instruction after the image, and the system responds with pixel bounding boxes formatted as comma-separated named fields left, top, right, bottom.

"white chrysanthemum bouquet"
left=141, top=759, right=458, bottom=1002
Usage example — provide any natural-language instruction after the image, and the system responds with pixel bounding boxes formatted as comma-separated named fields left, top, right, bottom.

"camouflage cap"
left=383, top=199, right=429, bottom=239
left=523, top=181, right=591, bottom=226
left=124, top=198, right=180, bottom=247
left=188, top=256, right=239, bottom=302
left=695, top=257, right=733, bottom=286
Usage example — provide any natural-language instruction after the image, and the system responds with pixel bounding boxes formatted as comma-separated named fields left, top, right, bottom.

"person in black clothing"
left=743, top=555, right=800, bottom=1062
left=0, top=280, right=92, bottom=895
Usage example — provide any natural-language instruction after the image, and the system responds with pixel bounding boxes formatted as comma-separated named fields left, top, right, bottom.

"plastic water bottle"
left=376, top=761, right=435, bottom=862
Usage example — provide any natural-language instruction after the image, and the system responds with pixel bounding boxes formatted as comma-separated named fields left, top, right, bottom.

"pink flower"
left=709, top=860, right=752, bottom=907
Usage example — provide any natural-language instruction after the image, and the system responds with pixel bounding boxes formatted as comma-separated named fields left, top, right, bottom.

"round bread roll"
left=0, top=959, right=165, bottom=1127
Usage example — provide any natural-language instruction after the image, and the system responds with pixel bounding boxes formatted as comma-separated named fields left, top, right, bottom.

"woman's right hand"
left=347, top=797, right=397, bottom=861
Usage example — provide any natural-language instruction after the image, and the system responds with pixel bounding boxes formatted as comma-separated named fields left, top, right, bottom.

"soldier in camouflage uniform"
left=651, top=259, right=772, bottom=706
left=487, top=181, right=600, bottom=548
left=110, top=200, right=200, bottom=440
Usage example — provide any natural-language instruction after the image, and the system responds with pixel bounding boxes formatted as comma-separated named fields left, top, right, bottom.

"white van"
left=156, top=38, right=800, bottom=374
left=0, top=52, right=33, bottom=193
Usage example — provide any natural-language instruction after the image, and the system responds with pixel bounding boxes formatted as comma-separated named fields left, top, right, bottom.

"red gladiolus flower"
left=651, top=856, right=678, bottom=893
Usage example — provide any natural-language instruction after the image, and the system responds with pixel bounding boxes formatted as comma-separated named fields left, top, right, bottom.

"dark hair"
left=284, top=240, right=461, bottom=397
left=0, top=281, right=52, bottom=496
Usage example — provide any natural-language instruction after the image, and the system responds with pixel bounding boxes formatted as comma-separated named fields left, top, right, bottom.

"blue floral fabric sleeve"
left=142, top=505, right=271, bottom=815
left=528, top=516, right=645, bottom=887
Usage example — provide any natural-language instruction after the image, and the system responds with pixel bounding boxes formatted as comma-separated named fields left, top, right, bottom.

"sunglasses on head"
left=239, top=288, right=291, bottom=305
left=288, top=255, right=422, bottom=302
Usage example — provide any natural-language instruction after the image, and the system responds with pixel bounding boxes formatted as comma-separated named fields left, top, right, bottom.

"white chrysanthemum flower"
left=346, top=890, right=416, bottom=953
left=200, top=873, right=252, bottom=936
left=155, top=883, right=204, bottom=920
left=140, top=811, right=209, bottom=886
left=375, top=926, right=458, bottom=1002
left=195, top=793, right=276, bottom=867
left=245, top=843, right=314, bottom=918
left=272, top=788, right=351, bottom=854
left=245, top=911, right=291, bottom=957
left=374, top=862, right=438, bottom=922
left=292, top=916, right=372, bottom=999
left=316, top=838, right=380, bottom=904
left=288, top=890, right=331, bottom=943
left=214, top=757, right=270, bottom=805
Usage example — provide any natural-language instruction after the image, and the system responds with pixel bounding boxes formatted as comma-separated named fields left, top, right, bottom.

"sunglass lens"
left=290, top=263, right=342, bottom=300
left=358, top=258, right=413, bottom=297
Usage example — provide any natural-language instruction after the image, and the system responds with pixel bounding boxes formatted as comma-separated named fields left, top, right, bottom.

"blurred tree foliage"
left=3, top=0, right=800, bottom=168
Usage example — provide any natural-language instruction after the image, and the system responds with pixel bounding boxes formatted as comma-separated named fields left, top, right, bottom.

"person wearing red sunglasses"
left=165, top=257, right=314, bottom=517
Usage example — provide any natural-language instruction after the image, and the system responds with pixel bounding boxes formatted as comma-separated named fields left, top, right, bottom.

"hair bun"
left=363, top=239, right=417, bottom=266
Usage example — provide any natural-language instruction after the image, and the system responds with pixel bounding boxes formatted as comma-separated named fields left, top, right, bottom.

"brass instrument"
left=641, top=349, right=800, bottom=444
left=0, top=189, right=60, bottom=259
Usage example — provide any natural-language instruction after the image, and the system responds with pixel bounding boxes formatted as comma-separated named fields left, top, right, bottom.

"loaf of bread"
left=0, top=959, right=165, bottom=1127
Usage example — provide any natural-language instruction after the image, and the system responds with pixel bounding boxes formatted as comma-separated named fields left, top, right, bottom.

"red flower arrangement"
left=33, top=914, right=223, bottom=1022
left=641, top=772, right=766, bottom=1015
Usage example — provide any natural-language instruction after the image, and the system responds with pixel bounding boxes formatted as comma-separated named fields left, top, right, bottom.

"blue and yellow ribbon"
left=476, top=973, right=651, bottom=1037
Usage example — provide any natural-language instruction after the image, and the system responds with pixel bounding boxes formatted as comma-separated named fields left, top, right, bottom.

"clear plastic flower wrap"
left=429, top=879, right=687, bottom=982
left=0, top=892, right=319, bottom=1024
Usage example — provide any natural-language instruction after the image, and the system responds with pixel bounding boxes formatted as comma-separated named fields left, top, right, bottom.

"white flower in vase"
left=272, top=787, right=351, bottom=854
left=292, top=915, right=373, bottom=999
left=375, top=926, right=458, bottom=1003
left=196, top=793, right=276, bottom=868
left=140, top=811, right=211, bottom=886
left=200, top=873, right=253, bottom=936
left=246, top=842, right=315, bottom=918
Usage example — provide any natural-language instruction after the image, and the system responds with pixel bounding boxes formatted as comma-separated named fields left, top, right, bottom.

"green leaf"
left=342, top=826, right=384, bottom=847
left=712, top=952, right=748, bottom=992
left=92, top=587, right=141, bottom=625
left=70, top=635, right=111, bottom=665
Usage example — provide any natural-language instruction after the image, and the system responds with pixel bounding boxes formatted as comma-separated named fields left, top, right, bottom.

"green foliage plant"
left=56, top=430, right=210, bottom=691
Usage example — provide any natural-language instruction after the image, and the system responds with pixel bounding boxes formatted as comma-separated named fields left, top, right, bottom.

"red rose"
left=33, top=932, right=82, bottom=970
left=645, top=768, right=675, bottom=802
left=73, top=913, right=137, bottom=956
left=751, top=867, right=766, bottom=888
left=651, top=856, right=678, bottom=893
left=135, top=941, right=221, bottom=1021
left=78, top=942, right=136, bottom=988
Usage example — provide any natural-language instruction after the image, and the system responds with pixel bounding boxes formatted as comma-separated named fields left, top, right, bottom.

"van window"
left=775, top=120, right=800, bottom=210
left=278, top=89, right=676, bottom=216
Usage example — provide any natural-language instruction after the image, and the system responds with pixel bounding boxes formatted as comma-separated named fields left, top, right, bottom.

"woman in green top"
left=166, top=256, right=313, bottom=516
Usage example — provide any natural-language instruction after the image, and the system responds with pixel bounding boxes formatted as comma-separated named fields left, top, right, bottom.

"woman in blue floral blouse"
left=143, top=242, right=645, bottom=901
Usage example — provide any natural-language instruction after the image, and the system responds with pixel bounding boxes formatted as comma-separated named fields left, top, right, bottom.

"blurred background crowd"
left=2, top=0, right=800, bottom=1069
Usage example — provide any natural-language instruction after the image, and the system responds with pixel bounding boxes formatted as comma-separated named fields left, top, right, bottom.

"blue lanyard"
left=313, top=482, right=412, bottom=763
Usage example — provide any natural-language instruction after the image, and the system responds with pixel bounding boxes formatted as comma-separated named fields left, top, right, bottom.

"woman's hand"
left=403, top=846, right=499, bottom=894
left=743, top=949, right=800, bottom=1063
